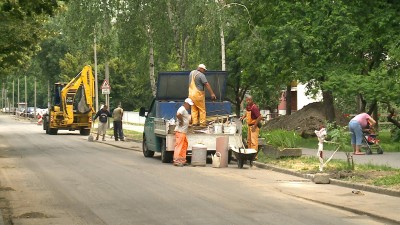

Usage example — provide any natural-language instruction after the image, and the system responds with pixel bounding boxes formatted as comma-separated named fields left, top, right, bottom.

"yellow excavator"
left=43, top=65, right=95, bottom=135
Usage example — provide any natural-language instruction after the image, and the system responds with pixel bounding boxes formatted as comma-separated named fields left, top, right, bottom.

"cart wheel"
left=365, top=145, right=372, bottom=155
left=377, top=146, right=383, bottom=154
left=237, top=158, right=244, bottom=169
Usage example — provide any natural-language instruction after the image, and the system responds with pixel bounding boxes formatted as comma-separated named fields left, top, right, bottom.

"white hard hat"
left=198, top=64, right=207, bottom=71
left=184, top=98, right=194, bottom=106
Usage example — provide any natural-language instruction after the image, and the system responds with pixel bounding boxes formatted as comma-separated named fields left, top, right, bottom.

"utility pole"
left=48, top=80, right=50, bottom=110
left=12, top=80, right=14, bottom=114
left=105, top=62, right=110, bottom=128
left=94, top=33, right=99, bottom=113
left=25, top=75, right=27, bottom=117
left=34, top=77, right=37, bottom=117
left=17, top=78, right=19, bottom=117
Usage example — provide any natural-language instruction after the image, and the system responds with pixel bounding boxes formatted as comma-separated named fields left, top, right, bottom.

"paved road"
left=0, top=115, right=397, bottom=225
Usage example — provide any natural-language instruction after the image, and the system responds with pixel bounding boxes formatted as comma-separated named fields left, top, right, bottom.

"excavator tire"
left=80, top=128, right=91, bottom=136
left=49, top=128, right=58, bottom=135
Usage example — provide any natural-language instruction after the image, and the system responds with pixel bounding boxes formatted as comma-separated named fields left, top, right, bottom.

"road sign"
left=101, top=80, right=111, bottom=95
left=101, top=79, right=111, bottom=89
left=102, top=89, right=110, bottom=94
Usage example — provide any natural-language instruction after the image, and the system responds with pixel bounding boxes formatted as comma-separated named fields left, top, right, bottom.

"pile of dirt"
left=264, top=102, right=349, bottom=137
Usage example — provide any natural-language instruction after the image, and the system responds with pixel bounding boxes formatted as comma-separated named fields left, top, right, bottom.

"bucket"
left=223, top=124, right=236, bottom=134
left=191, top=143, right=207, bottom=166
left=214, top=124, right=223, bottom=134
left=211, top=152, right=221, bottom=168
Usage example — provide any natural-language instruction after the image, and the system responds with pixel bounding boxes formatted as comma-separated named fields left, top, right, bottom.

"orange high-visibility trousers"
left=174, top=132, right=188, bottom=164
left=247, top=126, right=260, bottom=150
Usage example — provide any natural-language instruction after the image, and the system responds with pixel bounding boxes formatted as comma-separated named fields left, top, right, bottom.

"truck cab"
left=140, top=71, right=241, bottom=163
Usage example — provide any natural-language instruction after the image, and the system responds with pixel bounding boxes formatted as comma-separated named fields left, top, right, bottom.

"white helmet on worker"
left=184, top=98, right=194, bottom=106
left=198, top=64, right=207, bottom=71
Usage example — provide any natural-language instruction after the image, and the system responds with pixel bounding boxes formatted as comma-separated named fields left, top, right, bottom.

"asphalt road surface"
left=0, top=115, right=386, bottom=225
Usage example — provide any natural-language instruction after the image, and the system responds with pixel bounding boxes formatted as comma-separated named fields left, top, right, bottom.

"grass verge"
left=105, top=129, right=143, bottom=141
left=257, top=150, right=400, bottom=190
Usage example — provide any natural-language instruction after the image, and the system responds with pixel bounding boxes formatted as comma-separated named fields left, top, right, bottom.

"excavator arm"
left=60, top=65, right=95, bottom=125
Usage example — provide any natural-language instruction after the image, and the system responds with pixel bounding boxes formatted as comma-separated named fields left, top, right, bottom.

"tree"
left=0, top=0, right=63, bottom=75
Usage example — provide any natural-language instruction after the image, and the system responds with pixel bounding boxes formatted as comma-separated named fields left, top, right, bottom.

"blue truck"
left=139, top=71, right=243, bottom=163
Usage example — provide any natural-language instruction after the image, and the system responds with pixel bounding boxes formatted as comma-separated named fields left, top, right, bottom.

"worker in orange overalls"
left=240, top=95, right=263, bottom=158
left=188, top=64, right=217, bottom=127
left=173, top=98, right=194, bottom=166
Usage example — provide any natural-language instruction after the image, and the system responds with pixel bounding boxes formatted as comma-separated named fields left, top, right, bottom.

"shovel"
left=88, top=118, right=94, bottom=142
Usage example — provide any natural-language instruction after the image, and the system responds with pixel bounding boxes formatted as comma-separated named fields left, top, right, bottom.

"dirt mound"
left=264, top=102, right=349, bottom=137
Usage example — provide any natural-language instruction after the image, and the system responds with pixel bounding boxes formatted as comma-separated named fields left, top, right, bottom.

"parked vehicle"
left=139, top=71, right=242, bottom=163
left=42, top=65, right=95, bottom=135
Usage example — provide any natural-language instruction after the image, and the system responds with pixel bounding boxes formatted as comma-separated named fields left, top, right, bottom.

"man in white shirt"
left=173, top=98, right=193, bottom=166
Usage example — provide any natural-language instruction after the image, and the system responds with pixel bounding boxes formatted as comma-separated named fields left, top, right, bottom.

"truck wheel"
left=80, top=128, right=91, bottom=136
left=143, top=135, right=154, bottom=157
left=228, top=150, right=233, bottom=164
left=49, top=128, right=58, bottom=135
left=161, top=139, right=173, bottom=163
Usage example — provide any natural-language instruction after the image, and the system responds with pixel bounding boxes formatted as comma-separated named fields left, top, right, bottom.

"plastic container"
left=214, top=124, right=223, bottom=134
left=223, top=124, right=236, bottom=134
left=191, top=144, right=207, bottom=166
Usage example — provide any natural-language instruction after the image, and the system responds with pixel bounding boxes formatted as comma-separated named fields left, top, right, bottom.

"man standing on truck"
left=93, top=105, right=112, bottom=141
left=173, top=98, right=194, bottom=167
left=113, top=104, right=124, bottom=141
left=188, top=64, right=217, bottom=127
left=240, top=95, right=263, bottom=158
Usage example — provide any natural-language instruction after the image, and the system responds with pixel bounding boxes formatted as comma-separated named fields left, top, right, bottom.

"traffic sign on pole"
left=101, top=79, right=110, bottom=89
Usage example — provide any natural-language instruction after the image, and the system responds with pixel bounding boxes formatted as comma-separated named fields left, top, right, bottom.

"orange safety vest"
left=188, top=71, right=205, bottom=102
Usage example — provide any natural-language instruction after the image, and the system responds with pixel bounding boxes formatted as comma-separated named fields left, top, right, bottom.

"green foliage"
left=261, top=129, right=300, bottom=148
left=326, top=123, right=351, bottom=151
left=0, top=0, right=64, bottom=73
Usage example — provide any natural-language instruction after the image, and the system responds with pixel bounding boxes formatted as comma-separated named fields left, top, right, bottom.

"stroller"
left=361, top=125, right=383, bottom=155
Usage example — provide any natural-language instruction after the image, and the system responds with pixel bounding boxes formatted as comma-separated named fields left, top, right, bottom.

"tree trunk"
left=218, top=0, right=226, bottom=71
left=180, top=35, right=190, bottom=70
left=357, top=94, right=367, bottom=113
left=166, top=0, right=183, bottom=68
left=285, top=85, right=292, bottom=115
left=387, top=104, right=400, bottom=129
left=149, top=37, right=156, bottom=97
left=322, top=90, right=335, bottom=123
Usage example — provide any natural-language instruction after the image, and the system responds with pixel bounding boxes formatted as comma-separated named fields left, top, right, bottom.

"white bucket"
left=223, top=124, right=236, bottom=134
left=214, top=124, right=223, bottom=134
left=192, top=144, right=207, bottom=166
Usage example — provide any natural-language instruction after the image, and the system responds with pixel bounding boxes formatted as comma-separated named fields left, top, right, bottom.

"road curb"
left=253, top=161, right=400, bottom=197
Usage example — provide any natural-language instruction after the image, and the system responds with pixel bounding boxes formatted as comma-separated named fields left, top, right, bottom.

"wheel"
left=363, top=142, right=372, bottom=155
left=377, top=146, right=383, bottom=154
left=228, top=150, right=233, bottom=164
left=43, top=116, right=49, bottom=134
left=142, top=135, right=154, bottom=157
left=161, top=139, right=173, bottom=163
left=237, top=158, right=244, bottom=168
left=80, top=128, right=91, bottom=136
left=49, top=128, right=58, bottom=135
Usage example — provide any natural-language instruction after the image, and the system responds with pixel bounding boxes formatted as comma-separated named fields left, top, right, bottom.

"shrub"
left=262, top=129, right=300, bottom=148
